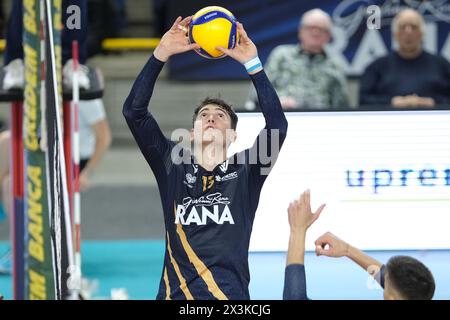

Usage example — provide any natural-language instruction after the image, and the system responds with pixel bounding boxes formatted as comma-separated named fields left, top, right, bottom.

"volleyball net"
left=14, top=0, right=75, bottom=300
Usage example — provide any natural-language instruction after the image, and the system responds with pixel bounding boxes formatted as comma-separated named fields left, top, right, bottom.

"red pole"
left=63, top=101, right=74, bottom=224
left=71, top=40, right=82, bottom=287
left=11, top=101, right=24, bottom=300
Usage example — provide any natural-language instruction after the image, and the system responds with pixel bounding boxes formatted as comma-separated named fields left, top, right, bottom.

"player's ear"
left=232, top=130, right=237, bottom=142
left=226, top=128, right=237, bottom=144
left=190, top=128, right=194, bottom=142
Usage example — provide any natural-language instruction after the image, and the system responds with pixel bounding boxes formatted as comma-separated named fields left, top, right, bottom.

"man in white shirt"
left=0, top=98, right=111, bottom=273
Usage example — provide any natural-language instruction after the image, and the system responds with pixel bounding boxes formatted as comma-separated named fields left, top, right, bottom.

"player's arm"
left=315, top=232, right=384, bottom=287
left=123, top=16, right=198, bottom=124
left=217, top=23, right=288, bottom=133
left=218, top=23, right=288, bottom=197
left=123, top=17, right=199, bottom=179
left=283, top=190, right=325, bottom=300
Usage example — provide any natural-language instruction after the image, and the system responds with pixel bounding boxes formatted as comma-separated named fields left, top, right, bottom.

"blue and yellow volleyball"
left=189, top=6, right=239, bottom=59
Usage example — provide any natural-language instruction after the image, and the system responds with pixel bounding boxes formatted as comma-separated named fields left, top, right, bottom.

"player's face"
left=192, top=105, right=236, bottom=145
left=395, top=12, right=423, bottom=53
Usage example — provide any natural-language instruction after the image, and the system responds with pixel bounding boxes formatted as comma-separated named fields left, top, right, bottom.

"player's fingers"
left=315, top=245, right=326, bottom=256
left=298, top=190, right=304, bottom=203
left=316, top=246, right=332, bottom=256
left=180, top=16, right=192, bottom=28
left=288, top=202, right=294, bottom=212
left=305, top=189, right=310, bottom=207
left=314, top=233, right=329, bottom=246
left=187, top=42, right=201, bottom=51
left=237, top=22, right=249, bottom=41
left=311, top=205, right=324, bottom=225
left=313, top=204, right=326, bottom=221
left=170, top=16, right=182, bottom=31
left=216, top=46, right=230, bottom=56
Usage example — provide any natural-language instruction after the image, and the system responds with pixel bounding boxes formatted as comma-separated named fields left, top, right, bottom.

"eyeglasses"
left=301, top=25, right=330, bottom=35
left=398, top=23, right=421, bottom=31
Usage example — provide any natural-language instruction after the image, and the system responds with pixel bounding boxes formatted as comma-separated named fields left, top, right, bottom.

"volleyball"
left=188, top=6, right=239, bottom=59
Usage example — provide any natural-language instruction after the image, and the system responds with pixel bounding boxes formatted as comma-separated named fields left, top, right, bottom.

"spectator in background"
left=0, top=98, right=112, bottom=274
left=359, top=8, right=450, bottom=109
left=77, top=98, right=112, bottom=190
left=283, top=190, right=436, bottom=300
left=245, top=9, right=349, bottom=111
left=3, top=0, right=90, bottom=91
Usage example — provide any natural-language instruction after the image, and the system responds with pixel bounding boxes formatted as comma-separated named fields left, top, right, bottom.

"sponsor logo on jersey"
left=219, top=160, right=229, bottom=173
left=185, top=173, right=197, bottom=184
left=215, top=171, right=238, bottom=182
left=175, top=192, right=235, bottom=225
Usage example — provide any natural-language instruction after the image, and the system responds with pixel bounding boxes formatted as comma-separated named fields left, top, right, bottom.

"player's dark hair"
left=386, top=255, right=435, bottom=300
left=193, top=97, right=238, bottom=130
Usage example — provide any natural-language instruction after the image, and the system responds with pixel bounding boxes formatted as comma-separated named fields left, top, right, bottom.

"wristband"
left=244, top=56, right=262, bottom=73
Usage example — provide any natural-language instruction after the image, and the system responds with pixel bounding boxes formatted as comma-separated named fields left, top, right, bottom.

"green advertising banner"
left=23, top=0, right=61, bottom=300
left=52, top=0, right=63, bottom=105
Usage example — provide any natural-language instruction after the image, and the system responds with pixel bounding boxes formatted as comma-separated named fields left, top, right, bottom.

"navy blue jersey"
left=283, top=264, right=308, bottom=300
left=123, top=55, right=288, bottom=300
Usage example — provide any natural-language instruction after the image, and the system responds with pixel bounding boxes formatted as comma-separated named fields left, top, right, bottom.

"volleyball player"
left=283, top=190, right=435, bottom=300
left=123, top=16, right=288, bottom=299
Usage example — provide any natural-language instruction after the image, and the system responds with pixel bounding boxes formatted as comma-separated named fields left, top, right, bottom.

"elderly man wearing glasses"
left=245, top=8, right=350, bottom=111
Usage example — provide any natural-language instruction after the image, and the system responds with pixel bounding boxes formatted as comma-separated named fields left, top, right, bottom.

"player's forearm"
left=286, top=230, right=306, bottom=265
left=346, top=245, right=383, bottom=278
left=123, top=55, right=165, bottom=120
left=250, top=71, right=288, bottom=134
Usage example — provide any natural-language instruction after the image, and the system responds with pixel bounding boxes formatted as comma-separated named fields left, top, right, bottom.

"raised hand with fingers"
left=216, top=22, right=258, bottom=65
left=288, top=189, right=326, bottom=234
left=153, top=16, right=200, bottom=62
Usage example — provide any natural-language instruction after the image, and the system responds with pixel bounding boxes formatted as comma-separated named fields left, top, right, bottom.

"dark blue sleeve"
left=283, top=264, right=308, bottom=300
left=122, top=55, right=173, bottom=186
left=245, top=70, right=288, bottom=210
left=250, top=70, right=288, bottom=133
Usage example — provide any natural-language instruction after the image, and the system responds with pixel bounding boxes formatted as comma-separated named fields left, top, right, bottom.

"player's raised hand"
left=153, top=16, right=200, bottom=62
left=216, top=22, right=257, bottom=64
left=288, top=190, right=325, bottom=234
left=315, top=232, right=349, bottom=257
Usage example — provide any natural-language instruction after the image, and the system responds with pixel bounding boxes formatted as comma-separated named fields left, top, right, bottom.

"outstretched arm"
left=315, top=232, right=384, bottom=286
left=283, top=190, right=325, bottom=300
left=123, top=16, right=198, bottom=122
left=123, top=17, right=199, bottom=183
left=219, top=23, right=288, bottom=205
left=217, top=23, right=288, bottom=132
left=287, top=190, right=325, bottom=265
